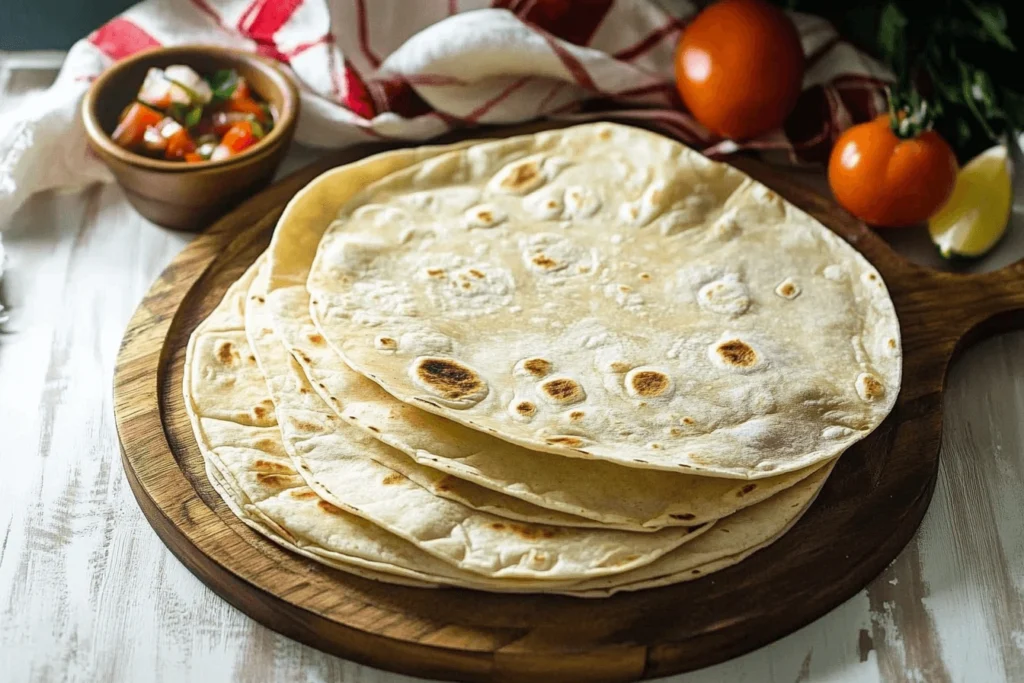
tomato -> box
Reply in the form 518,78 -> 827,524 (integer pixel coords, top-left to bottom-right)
111,103 -> 164,149
226,94 -> 267,122
674,0 -> 804,140
221,121 -> 256,153
164,127 -> 197,160
828,115 -> 959,227
184,152 -> 205,163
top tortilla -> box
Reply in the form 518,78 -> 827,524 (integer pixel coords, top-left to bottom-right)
307,123 -> 902,478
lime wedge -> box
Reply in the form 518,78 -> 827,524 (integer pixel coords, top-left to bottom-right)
928,145 -> 1012,260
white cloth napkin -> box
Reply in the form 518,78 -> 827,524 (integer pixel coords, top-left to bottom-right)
0,0 -> 891,231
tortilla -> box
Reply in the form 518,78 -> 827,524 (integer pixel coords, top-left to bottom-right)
307,123 -> 901,478
264,138 -> 824,529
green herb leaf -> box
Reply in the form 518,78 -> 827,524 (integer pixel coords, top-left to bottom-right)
250,118 -> 265,139
962,0 -> 1015,50
184,105 -> 203,129
208,69 -> 239,103
878,2 -> 908,65
166,102 -> 188,124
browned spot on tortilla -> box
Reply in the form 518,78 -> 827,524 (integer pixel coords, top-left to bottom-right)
691,569 -> 701,575
639,272 -> 651,280
739,483 -> 757,496
426,267 -> 446,277
248,295 -> 265,303
860,374 -> 885,401
716,339 -> 757,367
216,341 -> 236,365
260,328 -> 273,336
546,435 -> 583,448
531,253 -> 558,269
522,358 -> 552,377
382,472 -> 404,485
578,265 -> 591,273
669,427 -> 682,437
253,438 -> 276,451
650,443 -> 662,449
540,377 -> 585,404
468,269 -> 485,279
633,459 -> 648,464
618,284 -> 632,293
377,337 -> 397,350
318,382 -> 326,389
317,500 -> 345,515
569,410 -> 584,422
415,357 -> 487,401
547,200 -> 558,209
256,473 -> 290,488
299,387 -> 310,394
290,490 -> 319,500
477,210 -> 493,222
290,418 -> 322,432
573,448 -> 590,455
868,273 -> 877,281
299,352 -> 312,364
630,370 -> 670,397
492,522 -> 560,540
609,361 -> 631,373
671,513 -> 696,521
682,417 -> 695,425
888,338 -> 897,349
599,128 -> 612,140
247,354 -> 256,364
515,401 -> 536,417
307,333 -> 325,345
435,475 -> 457,493
367,425 -> 380,433
461,281 -> 472,289
500,160 -> 540,192
253,459 -> 292,474
779,283 -> 796,297
252,405 -> 268,419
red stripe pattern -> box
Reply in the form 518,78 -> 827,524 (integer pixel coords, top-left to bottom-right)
88,18 -> 160,61
73,0 -> 890,163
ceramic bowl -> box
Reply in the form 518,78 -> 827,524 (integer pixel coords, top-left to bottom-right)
81,45 -> 299,232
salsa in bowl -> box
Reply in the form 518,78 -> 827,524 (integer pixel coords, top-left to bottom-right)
82,46 -> 298,230
113,64 -> 275,163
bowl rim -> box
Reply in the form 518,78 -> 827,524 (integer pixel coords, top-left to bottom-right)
81,44 -> 299,173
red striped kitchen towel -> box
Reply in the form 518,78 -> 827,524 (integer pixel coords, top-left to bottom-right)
0,0 -> 891,228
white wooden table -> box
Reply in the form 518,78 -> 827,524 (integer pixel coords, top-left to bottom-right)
2,52 -> 1024,683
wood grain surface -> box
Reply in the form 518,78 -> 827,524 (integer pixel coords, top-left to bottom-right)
5,53 -> 1024,683
107,123 -> 1024,682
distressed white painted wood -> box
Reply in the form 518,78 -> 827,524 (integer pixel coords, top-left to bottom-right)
1,52 -> 1023,683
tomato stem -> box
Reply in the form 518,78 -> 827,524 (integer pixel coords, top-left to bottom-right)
886,86 -> 935,140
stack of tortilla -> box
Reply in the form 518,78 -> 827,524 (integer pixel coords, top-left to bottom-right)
184,123 -> 901,597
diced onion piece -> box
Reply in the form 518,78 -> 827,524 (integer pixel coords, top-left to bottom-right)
137,68 -> 172,108
165,65 -> 213,104
142,126 -> 168,153
210,144 -> 232,161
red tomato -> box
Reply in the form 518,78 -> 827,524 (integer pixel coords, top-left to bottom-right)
164,127 -> 197,160
226,95 -> 267,122
674,0 -> 804,140
111,103 -> 164,149
230,77 -> 251,102
221,121 -> 256,153
828,115 -> 958,227
184,152 -> 205,163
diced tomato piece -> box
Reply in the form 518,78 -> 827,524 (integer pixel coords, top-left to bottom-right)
225,95 -> 267,122
164,127 -> 197,160
111,103 -> 165,149
211,111 -> 252,136
184,152 -> 205,163
221,121 -> 256,153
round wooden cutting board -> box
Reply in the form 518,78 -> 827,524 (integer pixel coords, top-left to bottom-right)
113,127 -> 1024,683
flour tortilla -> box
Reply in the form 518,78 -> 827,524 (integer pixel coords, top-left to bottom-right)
246,264 -> 713,581
308,123 -> 902,478
186,258 -> 833,594
265,139 -> 823,529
